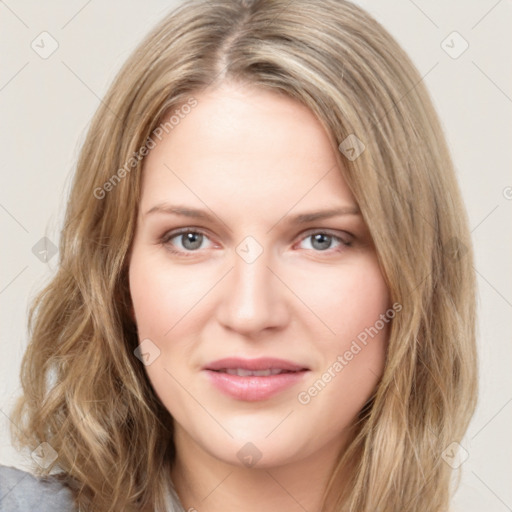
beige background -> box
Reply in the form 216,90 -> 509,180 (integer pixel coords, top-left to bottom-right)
1,1 -> 511,510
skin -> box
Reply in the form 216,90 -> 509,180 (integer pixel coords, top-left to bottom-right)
128,81 -> 390,511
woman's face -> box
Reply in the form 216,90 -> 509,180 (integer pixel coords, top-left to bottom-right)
129,82 -> 390,469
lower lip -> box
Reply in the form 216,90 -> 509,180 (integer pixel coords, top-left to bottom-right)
204,370 -> 309,401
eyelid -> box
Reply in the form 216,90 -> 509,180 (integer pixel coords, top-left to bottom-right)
295,228 -> 354,246
160,226 -> 212,244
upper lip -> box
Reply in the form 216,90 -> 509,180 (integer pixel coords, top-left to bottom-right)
203,357 -> 308,372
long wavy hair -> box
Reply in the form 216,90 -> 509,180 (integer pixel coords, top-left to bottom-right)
10,0 -> 478,510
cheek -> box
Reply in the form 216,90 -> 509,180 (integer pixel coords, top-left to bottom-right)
128,251 -> 200,413
290,254 -> 390,343
292,256 -> 390,417
338,262 -> 390,379
128,245 -> 222,376
128,248 -> 208,339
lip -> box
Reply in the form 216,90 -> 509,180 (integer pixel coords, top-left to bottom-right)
203,357 -> 310,401
204,357 -> 308,372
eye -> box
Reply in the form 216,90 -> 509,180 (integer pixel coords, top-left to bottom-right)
160,228 -> 353,256
297,231 -> 352,252
161,229 -> 214,254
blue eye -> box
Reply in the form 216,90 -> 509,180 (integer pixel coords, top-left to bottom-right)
163,230 -> 213,253
298,232 -> 352,252
160,228 -> 352,257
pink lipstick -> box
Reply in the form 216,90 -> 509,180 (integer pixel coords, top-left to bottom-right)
203,357 -> 309,401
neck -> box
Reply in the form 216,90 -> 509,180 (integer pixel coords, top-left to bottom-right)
170,427 -> 352,512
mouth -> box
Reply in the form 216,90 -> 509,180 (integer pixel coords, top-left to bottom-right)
211,368 -> 298,377
202,357 -> 310,401
204,357 -> 308,372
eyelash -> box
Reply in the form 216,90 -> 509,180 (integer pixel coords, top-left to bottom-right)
159,227 -> 353,258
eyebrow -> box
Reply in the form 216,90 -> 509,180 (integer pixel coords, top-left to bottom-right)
144,203 -> 361,224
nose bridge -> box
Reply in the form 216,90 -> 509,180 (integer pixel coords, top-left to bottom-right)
217,241 -> 287,334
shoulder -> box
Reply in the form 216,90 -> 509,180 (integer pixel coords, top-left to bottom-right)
0,464 -> 76,512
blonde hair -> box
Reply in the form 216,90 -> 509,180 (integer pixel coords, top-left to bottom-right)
11,0 -> 477,510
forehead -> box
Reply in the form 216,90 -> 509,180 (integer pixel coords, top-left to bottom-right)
139,83 -> 355,215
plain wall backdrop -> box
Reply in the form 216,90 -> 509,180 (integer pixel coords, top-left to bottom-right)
1,1 -> 511,510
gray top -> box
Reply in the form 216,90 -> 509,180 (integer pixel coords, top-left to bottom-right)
0,465 -> 75,511
0,465 -> 186,512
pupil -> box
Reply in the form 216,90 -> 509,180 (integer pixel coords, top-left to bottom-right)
182,232 -> 203,250
312,233 -> 331,250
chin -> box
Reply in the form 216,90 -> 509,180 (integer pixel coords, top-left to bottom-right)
207,437 -> 303,470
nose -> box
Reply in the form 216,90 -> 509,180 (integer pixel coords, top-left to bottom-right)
215,246 -> 290,336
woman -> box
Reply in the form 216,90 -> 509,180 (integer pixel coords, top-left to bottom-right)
2,0 -> 477,510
